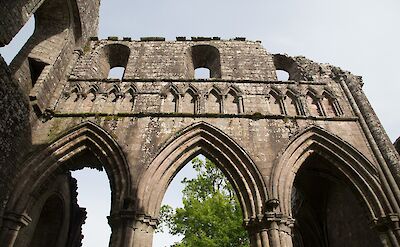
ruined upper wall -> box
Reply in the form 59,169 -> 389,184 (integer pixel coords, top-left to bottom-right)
71,38 -> 276,81
54,38 -> 355,121
69,37 -> 353,84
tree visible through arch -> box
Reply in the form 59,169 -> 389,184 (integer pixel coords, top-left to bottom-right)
157,155 -> 249,246
137,122 -> 268,246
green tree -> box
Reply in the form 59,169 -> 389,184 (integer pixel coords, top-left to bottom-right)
158,156 -> 249,247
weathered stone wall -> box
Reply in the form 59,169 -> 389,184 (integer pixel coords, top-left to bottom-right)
1,2 -> 400,246
24,38 -> 399,246
0,55 -> 31,228
0,0 -> 99,242
35,39 -> 377,178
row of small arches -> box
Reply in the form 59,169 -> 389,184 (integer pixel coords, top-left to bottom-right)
160,85 -> 343,117
266,88 -> 343,117
63,84 -> 343,117
161,84 -> 243,114
65,84 -> 138,102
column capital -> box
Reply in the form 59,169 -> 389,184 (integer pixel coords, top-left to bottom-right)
244,212 -> 294,231
108,210 -> 158,229
374,213 -> 400,232
2,212 -> 32,230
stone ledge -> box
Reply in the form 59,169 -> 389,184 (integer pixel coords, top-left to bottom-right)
67,77 -> 327,85
48,111 -> 358,122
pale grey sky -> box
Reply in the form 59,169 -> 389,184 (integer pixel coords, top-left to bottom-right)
1,0 -> 399,246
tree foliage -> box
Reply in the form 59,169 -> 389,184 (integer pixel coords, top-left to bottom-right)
158,156 -> 249,247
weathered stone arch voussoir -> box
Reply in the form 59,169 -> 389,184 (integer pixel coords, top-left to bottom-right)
6,121 -> 131,215
137,122 -> 268,222
270,126 -> 390,221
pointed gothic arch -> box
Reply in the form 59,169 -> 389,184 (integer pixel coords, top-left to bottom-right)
1,121 -> 132,246
270,126 -> 390,221
107,84 -> 122,102
181,84 -> 199,114
305,89 -> 323,116
224,86 -> 242,114
67,84 -> 82,102
321,89 -> 343,116
137,122 -> 268,224
122,85 -> 138,110
206,85 -> 223,114
160,84 -> 180,113
267,87 -> 284,115
283,88 -> 302,116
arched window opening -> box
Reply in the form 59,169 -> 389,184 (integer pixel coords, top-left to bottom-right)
0,16 -> 35,65
71,168 -> 111,247
194,67 -> 211,79
276,70 -> 290,81
190,45 -> 221,79
29,195 -> 64,247
292,154 -> 381,247
107,66 -> 125,80
100,44 -> 130,79
153,154 -> 249,246
273,54 -> 304,81
206,90 -> 222,114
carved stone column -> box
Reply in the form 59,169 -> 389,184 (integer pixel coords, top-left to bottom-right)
245,213 -> 294,247
131,214 -> 157,247
374,214 -> 400,247
109,211 -> 158,247
0,212 -> 31,247
108,210 -> 135,247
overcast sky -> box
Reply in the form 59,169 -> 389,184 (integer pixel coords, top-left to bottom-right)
1,0 -> 399,246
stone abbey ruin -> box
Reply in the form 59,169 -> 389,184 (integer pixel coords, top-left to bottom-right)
1,0 -> 400,246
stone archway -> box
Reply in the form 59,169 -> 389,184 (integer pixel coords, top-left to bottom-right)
0,121 -> 132,247
29,194 -> 64,247
270,126 -> 398,246
135,122 -> 268,246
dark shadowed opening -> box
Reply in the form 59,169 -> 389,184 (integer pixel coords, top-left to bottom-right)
292,154 -> 381,247
28,57 -> 47,87
273,54 -> 304,81
29,195 -> 64,247
191,45 -> 221,79
100,44 -> 130,79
